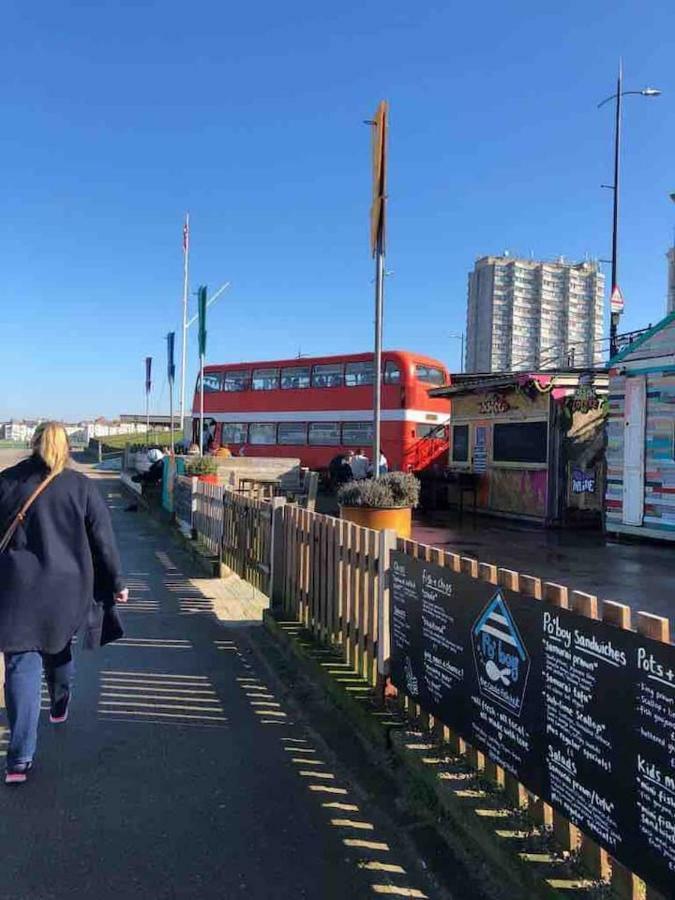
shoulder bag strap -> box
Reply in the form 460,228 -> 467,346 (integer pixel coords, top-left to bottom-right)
0,471 -> 59,553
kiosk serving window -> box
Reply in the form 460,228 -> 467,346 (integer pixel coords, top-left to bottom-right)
493,421 -> 547,464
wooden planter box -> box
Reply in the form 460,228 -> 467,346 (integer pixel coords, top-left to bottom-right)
340,505 -> 412,538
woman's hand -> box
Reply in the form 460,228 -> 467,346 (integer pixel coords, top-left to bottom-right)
115,588 -> 129,604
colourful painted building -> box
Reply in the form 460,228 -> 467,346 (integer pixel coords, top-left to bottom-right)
606,313 -> 675,540
431,370 -> 609,525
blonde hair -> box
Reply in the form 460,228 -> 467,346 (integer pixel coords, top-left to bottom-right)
32,422 -> 70,475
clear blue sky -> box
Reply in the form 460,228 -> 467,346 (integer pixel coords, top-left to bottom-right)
1,0 -> 674,420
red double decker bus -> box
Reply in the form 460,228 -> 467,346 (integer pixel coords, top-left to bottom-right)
191,350 -> 450,472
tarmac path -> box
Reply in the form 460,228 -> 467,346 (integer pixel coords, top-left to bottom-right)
0,464 -> 435,900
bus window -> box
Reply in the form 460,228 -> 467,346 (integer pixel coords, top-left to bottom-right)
312,364 -> 343,388
278,422 -> 308,444
252,368 -> 279,391
200,373 -> 222,392
342,422 -> 373,445
308,422 -> 340,445
249,423 -> 277,444
415,364 -> 445,386
222,423 -> 248,444
345,361 -> 373,387
223,370 -> 250,392
383,361 -> 401,384
417,423 -> 444,439
280,366 -> 311,390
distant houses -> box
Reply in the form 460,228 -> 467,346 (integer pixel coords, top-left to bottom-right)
0,418 -> 149,444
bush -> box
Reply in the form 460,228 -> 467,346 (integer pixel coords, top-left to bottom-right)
185,457 -> 218,476
337,472 -> 420,509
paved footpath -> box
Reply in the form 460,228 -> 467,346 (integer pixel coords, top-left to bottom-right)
0,471 -> 434,900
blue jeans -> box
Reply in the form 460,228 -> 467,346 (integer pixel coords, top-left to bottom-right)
4,643 -> 74,768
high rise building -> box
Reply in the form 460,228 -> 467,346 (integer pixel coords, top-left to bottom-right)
464,255 -> 605,373
667,246 -> 675,314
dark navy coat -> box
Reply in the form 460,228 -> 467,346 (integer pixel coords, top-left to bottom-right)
0,456 -> 124,654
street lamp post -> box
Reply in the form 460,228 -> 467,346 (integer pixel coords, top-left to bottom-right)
598,63 -> 661,357
449,332 -> 465,373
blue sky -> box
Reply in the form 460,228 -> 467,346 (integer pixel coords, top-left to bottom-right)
1,0 -> 674,420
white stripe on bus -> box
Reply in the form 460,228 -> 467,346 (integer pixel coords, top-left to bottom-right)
190,409 -> 449,425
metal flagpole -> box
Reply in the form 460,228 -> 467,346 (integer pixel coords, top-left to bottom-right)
374,239 -> 384,477
199,355 -> 205,456
179,213 -> 190,445
145,357 -> 152,447
167,332 -> 176,452
197,286 -> 207,457
368,101 -> 388,478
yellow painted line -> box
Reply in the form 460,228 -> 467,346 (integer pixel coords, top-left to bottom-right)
519,852 -> 559,864
495,830 -> 537,839
99,709 -> 227,722
343,839 -> 390,851
371,886 -> 428,898
101,692 -> 219,703
99,700 -> 223,713
249,701 -> 282,708
454,789 -> 486,798
299,771 -> 334,779
291,758 -> 324,766
283,746 -> 315,753
280,737 -> 308,744
474,808 -> 511,818
253,709 -> 287,718
357,862 -> 406,874
102,671 -> 207,680
330,819 -> 374,831
308,785 -> 348,795
322,802 -> 359,812
546,879 -> 596,890
101,682 -> 215,693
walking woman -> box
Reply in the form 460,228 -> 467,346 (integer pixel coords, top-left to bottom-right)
0,423 -> 127,784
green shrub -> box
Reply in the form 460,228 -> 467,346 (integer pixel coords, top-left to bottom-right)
338,472 -> 420,509
185,457 -> 218,476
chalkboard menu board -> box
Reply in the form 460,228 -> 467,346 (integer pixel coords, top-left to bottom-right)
390,551 -> 675,896
173,477 -> 194,531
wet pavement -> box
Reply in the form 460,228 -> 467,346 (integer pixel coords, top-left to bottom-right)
413,510 -> 674,626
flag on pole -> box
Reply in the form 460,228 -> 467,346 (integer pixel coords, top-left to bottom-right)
167,332 -> 176,383
610,285 -> 625,315
183,217 -> 189,254
198,285 -> 207,356
145,357 -> 152,395
370,100 -> 389,257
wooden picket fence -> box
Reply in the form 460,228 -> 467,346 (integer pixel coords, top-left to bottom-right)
220,490 -> 273,593
279,506 -> 384,685
190,486 -> 671,898
193,481 -> 224,555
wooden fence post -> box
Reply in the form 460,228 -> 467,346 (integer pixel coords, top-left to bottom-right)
268,497 -> 287,608
376,529 -> 397,699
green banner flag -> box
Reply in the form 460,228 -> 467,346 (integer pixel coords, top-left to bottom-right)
198,285 -> 207,357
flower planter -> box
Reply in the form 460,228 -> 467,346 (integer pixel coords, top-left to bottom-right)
340,505 -> 412,538
198,474 -> 219,485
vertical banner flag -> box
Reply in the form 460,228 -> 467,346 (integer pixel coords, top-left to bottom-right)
198,285 -> 207,356
167,332 -> 176,383
145,356 -> 152,395
183,217 -> 190,255
370,100 -> 389,257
